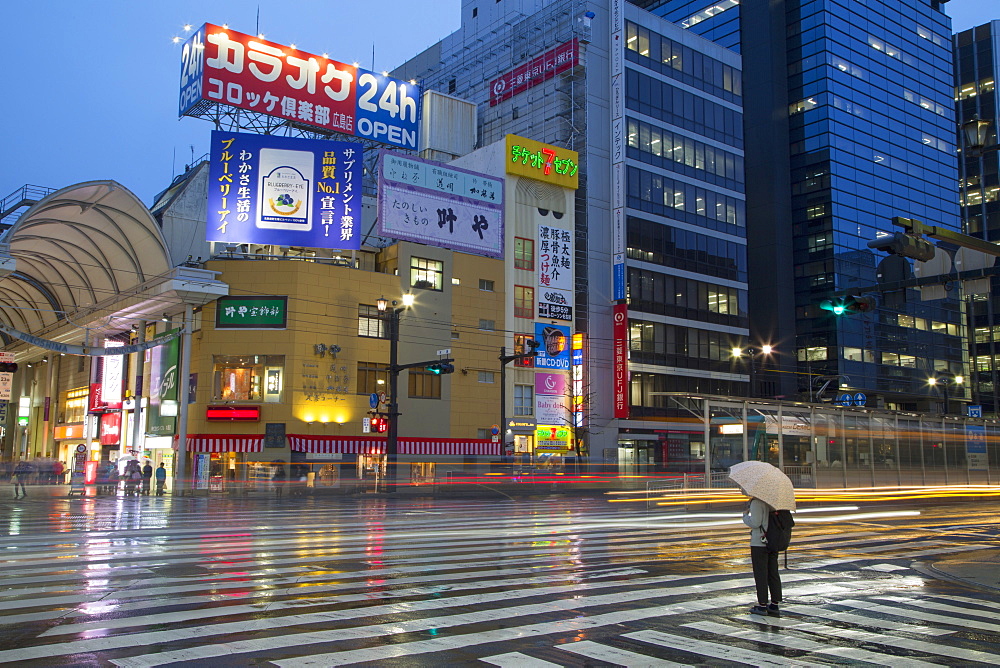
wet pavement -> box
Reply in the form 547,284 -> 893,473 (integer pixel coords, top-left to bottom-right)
0,485 -> 998,665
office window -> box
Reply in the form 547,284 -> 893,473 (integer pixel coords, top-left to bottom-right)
478,371 -> 495,383
514,237 -> 534,270
410,256 -> 443,290
514,285 -> 534,318
479,319 -> 496,331
409,369 -> 442,399
213,355 -> 285,403
514,384 -> 533,416
358,304 -> 386,338
356,361 -> 388,394
479,279 -> 495,291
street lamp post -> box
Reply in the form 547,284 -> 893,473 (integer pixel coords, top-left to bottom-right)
731,345 -> 773,397
928,373 -> 964,415
377,294 -> 413,492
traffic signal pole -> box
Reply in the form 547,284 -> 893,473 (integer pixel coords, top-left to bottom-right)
499,341 -> 539,456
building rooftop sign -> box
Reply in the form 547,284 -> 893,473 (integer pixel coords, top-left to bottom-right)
377,152 -> 505,259
179,24 -> 420,150
505,136 -> 579,190
489,38 -> 578,107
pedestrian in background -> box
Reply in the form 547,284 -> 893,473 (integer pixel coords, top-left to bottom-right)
12,460 -> 32,499
52,460 -> 65,484
154,463 -> 167,496
272,462 -> 286,498
743,495 -> 781,615
141,461 -> 153,495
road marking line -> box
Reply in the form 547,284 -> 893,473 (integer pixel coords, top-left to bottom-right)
556,640 -> 692,666
757,609 -> 1000,665
836,599 -> 1000,634
685,620 -> 941,668
878,595 -> 1000,619
480,652 -> 562,667
624,629 -> 826,668
780,604 -> 952,636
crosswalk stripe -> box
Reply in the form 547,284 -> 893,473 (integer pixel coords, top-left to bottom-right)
684,620 -> 942,668
779,604 -> 953,636
1,573 -> 786,663
758,610 -> 1000,665
878,595 -> 1000,620
623,629 -> 827,668
479,652 -> 563,667
107,579 -> 845,667
555,639 -> 692,666
39,566 -> 657,636
836,598 -> 1000,634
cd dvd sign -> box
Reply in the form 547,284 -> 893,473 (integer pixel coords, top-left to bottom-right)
207,131 -> 363,249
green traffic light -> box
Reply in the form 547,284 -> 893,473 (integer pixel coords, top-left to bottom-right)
832,303 -> 846,315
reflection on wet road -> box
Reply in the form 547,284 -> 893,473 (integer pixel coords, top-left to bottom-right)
0,493 -> 998,666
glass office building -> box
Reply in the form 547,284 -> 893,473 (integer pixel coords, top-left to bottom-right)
644,0 -> 965,412
956,21 -> 1000,416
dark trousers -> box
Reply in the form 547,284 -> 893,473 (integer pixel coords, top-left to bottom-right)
750,546 -> 781,605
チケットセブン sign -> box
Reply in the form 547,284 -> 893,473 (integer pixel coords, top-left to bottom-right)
505,136 -> 579,190
216,296 -> 288,329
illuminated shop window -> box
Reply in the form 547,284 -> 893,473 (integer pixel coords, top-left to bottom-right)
213,355 -> 284,402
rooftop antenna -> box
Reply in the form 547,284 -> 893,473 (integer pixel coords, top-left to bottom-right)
255,5 -> 260,35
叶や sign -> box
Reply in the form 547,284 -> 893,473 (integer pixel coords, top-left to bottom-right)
180,24 -> 420,150
208,131 -> 363,249
377,152 -> 505,259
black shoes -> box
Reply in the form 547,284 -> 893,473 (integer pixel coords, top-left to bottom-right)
750,603 -> 781,616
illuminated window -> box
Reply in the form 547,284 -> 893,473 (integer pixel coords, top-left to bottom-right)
410,256 -> 443,290
59,387 -> 89,424
514,285 -> 534,318
213,355 -> 284,403
514,334 -> 535,368
358,304 -> 387,338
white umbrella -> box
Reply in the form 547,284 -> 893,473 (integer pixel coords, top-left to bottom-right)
728,461 -> 796,511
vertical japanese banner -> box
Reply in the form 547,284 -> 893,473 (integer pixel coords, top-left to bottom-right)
208,131 -> 364,249
538,224 -> 574,321
613,303 -> 629,419
610,0 -> 627,301
148,330 -> 179,437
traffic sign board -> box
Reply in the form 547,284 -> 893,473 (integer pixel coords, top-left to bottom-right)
853,392 -> 866,407
838,393 -> 853,407
369,393 -> 379,409
490,424 -> 500,436
969,405 -> 983,418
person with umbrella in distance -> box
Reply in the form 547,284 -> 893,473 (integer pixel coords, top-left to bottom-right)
729,461 -> 796,616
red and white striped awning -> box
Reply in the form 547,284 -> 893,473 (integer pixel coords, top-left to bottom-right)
182,434 -> 264,453
288,435 -> 498,456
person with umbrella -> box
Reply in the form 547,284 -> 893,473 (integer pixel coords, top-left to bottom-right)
729,461 -> 796,616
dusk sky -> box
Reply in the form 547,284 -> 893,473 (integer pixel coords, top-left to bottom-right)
0,0 -> 991,208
